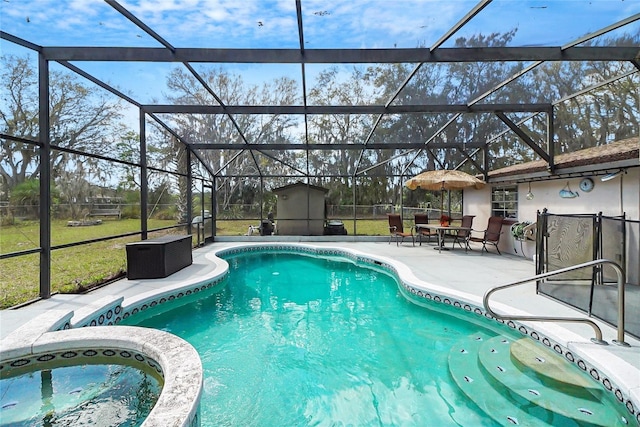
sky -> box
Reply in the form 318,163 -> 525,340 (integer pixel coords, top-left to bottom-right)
1,0 -> 638,127
2,0 -> 637,49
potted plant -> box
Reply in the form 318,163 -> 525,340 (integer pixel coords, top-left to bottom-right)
510,221 -> 532,241
510,221 -> 535,259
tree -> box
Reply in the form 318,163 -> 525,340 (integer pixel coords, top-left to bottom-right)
114,130 -> 142,192
9,178 -> 59,220
159,66 -> 301,214
525,34 -> 639,153
439,30 -> 533,172
307,66 -> 379,204
141,31 -> 638,217
1,54 -> 126,193
55,159 -> 92,220
9,178 -> 40,219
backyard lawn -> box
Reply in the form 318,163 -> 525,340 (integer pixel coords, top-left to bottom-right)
1,217 -> 392,308
1,219 -> 177,308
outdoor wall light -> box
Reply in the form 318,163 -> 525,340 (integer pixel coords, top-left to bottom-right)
526,182 -> 534,200
601,170 -> 622,182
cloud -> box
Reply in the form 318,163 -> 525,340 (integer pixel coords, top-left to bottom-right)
68,0 -> 102,16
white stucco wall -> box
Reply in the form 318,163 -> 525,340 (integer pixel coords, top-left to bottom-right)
465,168 -> 639,222
621,168 -> 640,221
463,168 -> 639,281
463,187 -> 521,257
519,171 -> 639,221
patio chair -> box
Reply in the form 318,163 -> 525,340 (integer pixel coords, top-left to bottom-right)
469,216 -> 504,254
450,215 -> 475,251
413,213 -> 435,245
388,214 -> 414,246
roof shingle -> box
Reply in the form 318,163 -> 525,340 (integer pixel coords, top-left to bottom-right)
489,137 -> 639,179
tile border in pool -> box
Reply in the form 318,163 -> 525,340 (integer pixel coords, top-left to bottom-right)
1,243 -> 637,426
0,347 -> 163,379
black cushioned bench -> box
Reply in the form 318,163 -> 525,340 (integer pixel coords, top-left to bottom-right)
126,235 -> 192,279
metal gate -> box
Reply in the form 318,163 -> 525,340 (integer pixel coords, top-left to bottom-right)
536,209 -> 638,338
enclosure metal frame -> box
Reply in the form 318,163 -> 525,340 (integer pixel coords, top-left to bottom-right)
0,1 -> 638,301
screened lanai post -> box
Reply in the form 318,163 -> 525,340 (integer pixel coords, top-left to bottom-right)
482,144 -> 489,182
307,182 -> 312,235
205,183 -> 214,242
186,148 -> 192,235
547,110 -> 555,174
212,177 -> 217,239
139,108 -> 148,240
260,177 -> 264,225
38,53 -> 51,299
352,179 -> 357,236
198,180 -> 205,246
589,213 -> 602,313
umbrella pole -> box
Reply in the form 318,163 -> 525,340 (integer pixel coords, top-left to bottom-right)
436,183 -> 449,250
439,183 -> 445,223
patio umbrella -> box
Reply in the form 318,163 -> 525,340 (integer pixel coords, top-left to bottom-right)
405,169 -> 486,191
405,170 -> 486,219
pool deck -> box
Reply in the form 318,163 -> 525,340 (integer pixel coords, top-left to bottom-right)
1,239 -> 639,414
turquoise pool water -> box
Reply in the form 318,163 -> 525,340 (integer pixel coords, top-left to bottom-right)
122,249 -> 632,426
127,251 -> 515,426
0,363 -> 160,426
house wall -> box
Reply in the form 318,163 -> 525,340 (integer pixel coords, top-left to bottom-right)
622,168 -> 640,221
465,169 -> 639,232
463,167 -> 639,282
517,169 -> 639,222
275,187 -> 326,235
464,188 -> 523,257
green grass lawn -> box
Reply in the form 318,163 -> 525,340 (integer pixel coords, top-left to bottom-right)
1,218 -> 177,309
214,218 -> 391,236
1,217 -> 393,309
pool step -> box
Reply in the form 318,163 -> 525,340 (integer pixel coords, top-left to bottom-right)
508,337 -> 601,395
449,333 -> 541,426
478,335 -> 625,426
448,333 -> 630,427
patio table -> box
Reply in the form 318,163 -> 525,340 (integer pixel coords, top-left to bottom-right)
415,224 -> 472,253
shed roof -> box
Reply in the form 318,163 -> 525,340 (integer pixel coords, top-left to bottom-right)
272,182 -> 329,194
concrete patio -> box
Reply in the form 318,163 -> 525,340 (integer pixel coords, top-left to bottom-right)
1,238 -> 638,420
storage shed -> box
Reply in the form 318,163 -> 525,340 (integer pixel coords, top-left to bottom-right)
272,182 -> 328,235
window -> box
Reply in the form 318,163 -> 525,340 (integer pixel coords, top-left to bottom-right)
491,186 -> 518,218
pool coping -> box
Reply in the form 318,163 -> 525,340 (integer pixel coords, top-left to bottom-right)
1,242 -> 638,426
0,324 -> 202,427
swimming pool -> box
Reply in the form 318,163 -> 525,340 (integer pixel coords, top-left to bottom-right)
123,248 -> 632,426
